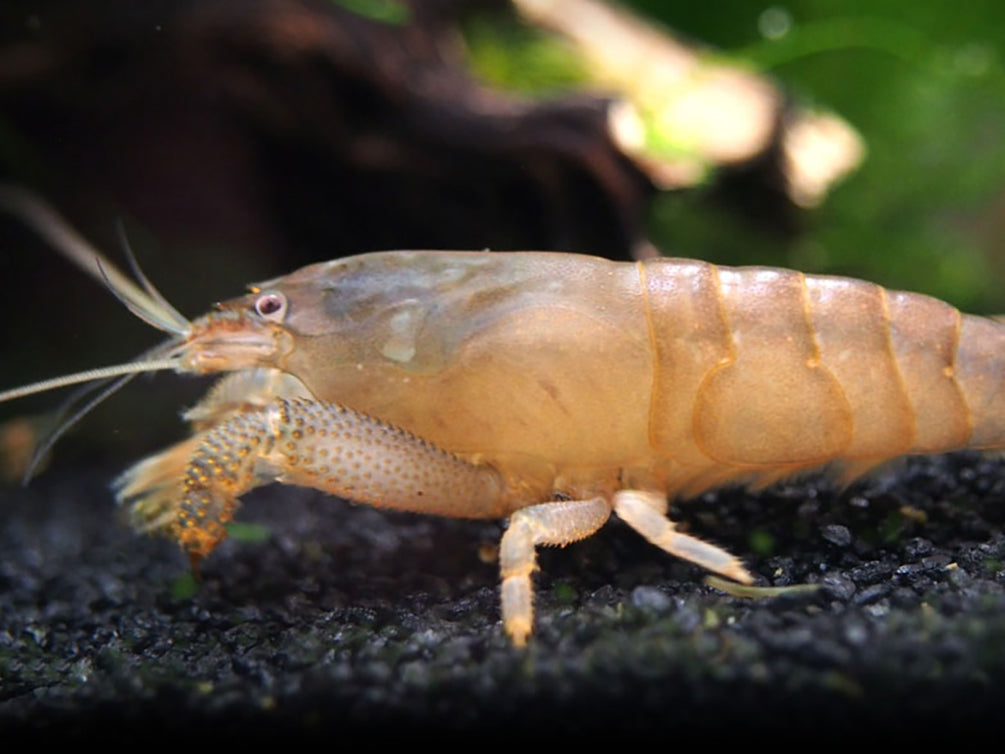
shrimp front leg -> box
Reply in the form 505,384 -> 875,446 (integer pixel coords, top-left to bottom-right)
120,397 -> 506,561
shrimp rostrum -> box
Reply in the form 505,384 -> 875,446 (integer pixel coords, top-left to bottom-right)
6,220 -> 1005,646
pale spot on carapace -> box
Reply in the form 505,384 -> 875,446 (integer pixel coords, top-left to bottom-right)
381,305 -> 421,363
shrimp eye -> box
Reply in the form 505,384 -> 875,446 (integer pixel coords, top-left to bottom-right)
254,291 -> 287,321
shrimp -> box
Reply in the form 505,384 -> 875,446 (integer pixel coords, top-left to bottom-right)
4,195 -> 1005,646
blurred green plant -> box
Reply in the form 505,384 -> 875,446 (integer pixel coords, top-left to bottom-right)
646,2 -> 1005,313
465,1 -> 1005,312
464,14 -> 589,94
330,0 -> 409,25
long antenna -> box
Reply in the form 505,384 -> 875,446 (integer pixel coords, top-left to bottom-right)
0,358 -> 182,404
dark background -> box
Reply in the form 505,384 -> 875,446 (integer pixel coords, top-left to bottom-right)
2,0 -> 1005,740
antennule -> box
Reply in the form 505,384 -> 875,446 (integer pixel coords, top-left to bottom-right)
0,184 -> 192,335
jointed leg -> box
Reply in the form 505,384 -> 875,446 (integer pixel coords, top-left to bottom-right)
499,497 -> 611,647
612,490 -> 753,584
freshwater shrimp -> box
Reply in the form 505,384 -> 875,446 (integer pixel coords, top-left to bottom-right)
4,191 -> 1005,646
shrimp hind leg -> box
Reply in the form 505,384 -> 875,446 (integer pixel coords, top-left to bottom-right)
612,490 -> 753,585
499,497 -> 612,647
499,490 -> 753,646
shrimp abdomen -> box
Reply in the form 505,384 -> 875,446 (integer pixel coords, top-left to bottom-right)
643,258 -> 1005,484
954,314 -> 1005,449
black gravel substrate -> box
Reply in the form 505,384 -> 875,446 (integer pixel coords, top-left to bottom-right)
3,453 -> 1005,741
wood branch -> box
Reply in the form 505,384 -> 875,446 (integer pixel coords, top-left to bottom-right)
0,0 -> 652,265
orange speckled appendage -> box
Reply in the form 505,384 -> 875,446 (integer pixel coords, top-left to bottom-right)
166,398 -> 506,559
170,411 -> 272,556
265,399 -> 507,519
